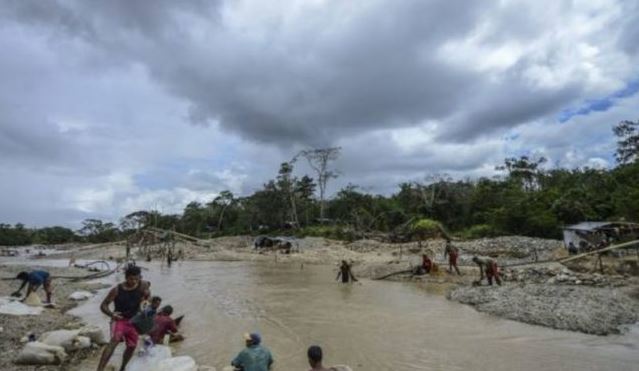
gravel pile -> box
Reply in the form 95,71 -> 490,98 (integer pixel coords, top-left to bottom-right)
502,266 -> 628,287
448,284 -> 639,335
455,236 -> 562,259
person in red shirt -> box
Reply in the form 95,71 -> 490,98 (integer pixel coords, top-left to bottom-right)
421,254 -> 433,274
149,305 -> 184,344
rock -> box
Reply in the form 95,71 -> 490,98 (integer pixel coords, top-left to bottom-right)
15,341 -> 68,365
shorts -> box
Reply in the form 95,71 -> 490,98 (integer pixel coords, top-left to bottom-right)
111,319 -> 139,348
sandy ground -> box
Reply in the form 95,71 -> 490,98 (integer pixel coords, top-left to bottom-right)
0,264 -> 109,371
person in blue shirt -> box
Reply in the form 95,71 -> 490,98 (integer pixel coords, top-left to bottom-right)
13,270 -> 53,304
231,332 -> 274,371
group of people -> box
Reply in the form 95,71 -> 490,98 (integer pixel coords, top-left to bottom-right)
410,239 -> 502,286
97,264 -> 184,371
230,334 -> 338,371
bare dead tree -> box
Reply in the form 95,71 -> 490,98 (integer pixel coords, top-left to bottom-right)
299,147 -> 341,221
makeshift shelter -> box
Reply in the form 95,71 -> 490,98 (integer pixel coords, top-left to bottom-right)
563,221 -> 639,251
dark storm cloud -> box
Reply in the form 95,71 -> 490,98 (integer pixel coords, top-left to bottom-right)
2,0 -> 488,146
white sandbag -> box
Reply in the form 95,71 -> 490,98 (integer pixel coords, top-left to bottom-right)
39,329 -> 89,351
78,325 -> 107,345
156,356 -> 198,371
75,335 -> 92,349
0,297 -> 43,315
69,291 -> 94,300
15,341 -> 68,365
126,344 -> 172,371
332,366 -> 353,371
23,292 -> 43,306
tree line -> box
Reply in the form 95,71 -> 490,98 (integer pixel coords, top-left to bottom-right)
1,119 -> 638,246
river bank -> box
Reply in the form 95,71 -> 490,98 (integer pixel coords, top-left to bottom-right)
0,264 -> 109,370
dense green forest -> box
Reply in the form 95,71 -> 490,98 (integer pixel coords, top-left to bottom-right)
1,120 -> 638,246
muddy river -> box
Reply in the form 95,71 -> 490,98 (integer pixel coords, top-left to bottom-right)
62,261 -> 639,370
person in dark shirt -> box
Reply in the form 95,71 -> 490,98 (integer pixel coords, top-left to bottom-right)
13,270 -> 53,304
336,260 -> 358,283
97,265 -> 150,371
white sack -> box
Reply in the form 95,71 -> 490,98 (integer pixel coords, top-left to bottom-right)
0,297 -> 43,315
15,341 -> 68,365
156,356 -> 198,371
126,344 -> 172,371
79,325 -> 107,345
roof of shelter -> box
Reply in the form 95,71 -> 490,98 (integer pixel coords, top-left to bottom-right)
564,221 -> 639,231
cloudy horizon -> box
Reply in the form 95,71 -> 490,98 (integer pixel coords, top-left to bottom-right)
1,0 -> 638,228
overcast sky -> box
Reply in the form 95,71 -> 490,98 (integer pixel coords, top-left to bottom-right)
1,0 -> 638,228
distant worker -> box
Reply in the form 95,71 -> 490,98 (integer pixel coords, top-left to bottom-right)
421,254 -> 433,274
307,345 -> 337,371
568,242 -> 578,255
96,265 -> 150,371
12,270 -> 53,304
472,256 -> 501,286
167,249 -> 173,267
336,260 -> 358,283
148,305 -> 184,344
444,239 -> 461,275
231,332 -> 274,371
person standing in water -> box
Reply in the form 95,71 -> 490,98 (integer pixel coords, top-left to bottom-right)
336,260 -> 358,283
444,239 -> 461,275
96,265 -> 150,371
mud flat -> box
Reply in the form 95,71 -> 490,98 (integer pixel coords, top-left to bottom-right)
448,284 -> 639,335
0,264 -> 108,370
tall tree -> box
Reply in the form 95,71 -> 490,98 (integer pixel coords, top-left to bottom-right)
276,162 -> 299,227
496,155 -> 547,191
613,119 -> 639,164
299,147 -> 341,221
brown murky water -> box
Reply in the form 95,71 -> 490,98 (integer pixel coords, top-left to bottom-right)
70,261 -> 638,370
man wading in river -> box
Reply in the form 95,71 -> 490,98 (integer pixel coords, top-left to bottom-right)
472,256 -> 502,286
97,265 -> 150,371
336,260 -> 358,283
444,239 -> 461,275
